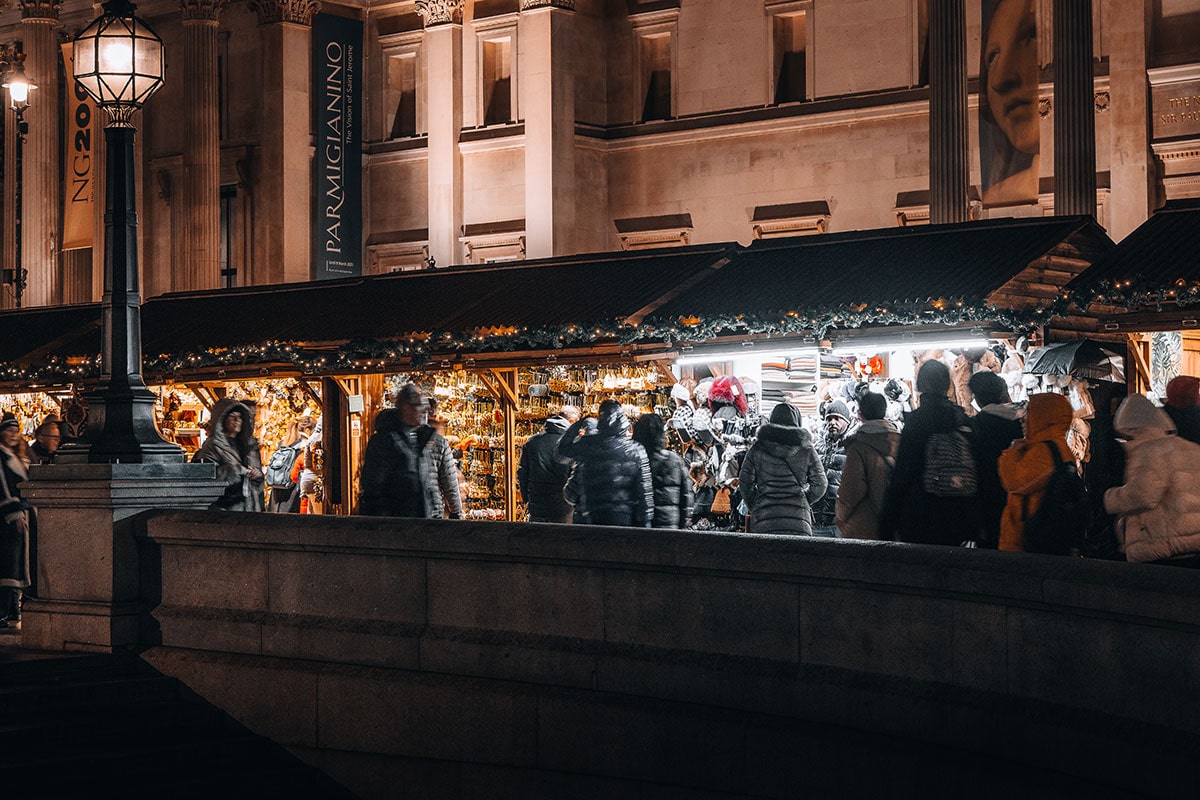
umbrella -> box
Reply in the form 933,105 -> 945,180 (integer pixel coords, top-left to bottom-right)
1024,339 -> 1126,383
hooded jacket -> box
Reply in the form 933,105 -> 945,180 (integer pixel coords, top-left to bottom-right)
191,398 -> 265,512
517,416 -> 572,521
835,418 -> 899,540
970,403 -> 1025,548
558,405 -> 654,527
1104,394 -> 1200,563
639,424 -> 694,529
997,393 -> 1075,552
738,405 -> 827,535
359,407 -> 463,519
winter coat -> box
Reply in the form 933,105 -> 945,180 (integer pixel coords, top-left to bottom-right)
517,416 -> 572,522
970,405 -> 1025,549
738,422 -> 827,535
643,428 -> 694,529
1164,405 -> 1200,446
812,431 -> 847,528
558,407 -> 654,527
1104,395 -> 1200,563
191,398 -> 265,512
882,394 -> 982,546
359,408 -> 463,519
835,419 -> 899,540
0,445 -> 32,592
997,393 -> 1074,552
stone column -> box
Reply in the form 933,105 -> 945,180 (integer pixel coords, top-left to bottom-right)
252,0 -> 318,284
521,0 -> 575,258
1053,0 -> 1096,217
180,0 -> 225,291
20,463 -> 226,652
1105,0 -> 1151,241
417,0 -> 464,267
20,0 -> 61,306
928,0 -> 968,225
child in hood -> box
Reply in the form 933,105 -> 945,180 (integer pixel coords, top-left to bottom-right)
997,392 -> 1074,552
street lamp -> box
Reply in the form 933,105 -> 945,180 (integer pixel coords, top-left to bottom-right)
2,47 -> 33,309
67,0 -> 182,462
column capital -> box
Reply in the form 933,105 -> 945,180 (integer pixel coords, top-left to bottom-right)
521,0 -> 574,9
415,0 -> 463,27
181,0 -> 226,24
251,0 -> 320,26
19,0 -> 61,23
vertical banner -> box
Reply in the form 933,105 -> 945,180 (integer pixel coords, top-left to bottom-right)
312,13 -> 363,279
978,0 -> 1039,207
61,42 -> 96,251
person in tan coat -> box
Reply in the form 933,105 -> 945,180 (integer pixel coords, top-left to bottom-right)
997,392 -> 1074,552
836,392 -> 899,540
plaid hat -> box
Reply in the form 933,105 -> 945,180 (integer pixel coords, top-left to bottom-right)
0,413 -> 18,432
395,383 -> 429,408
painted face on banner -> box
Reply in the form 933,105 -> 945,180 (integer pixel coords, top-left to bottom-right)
984,0 -> 1039,155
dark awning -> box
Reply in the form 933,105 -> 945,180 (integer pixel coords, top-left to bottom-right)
650,215 -> 1112,325
1066,199 -> 1200,296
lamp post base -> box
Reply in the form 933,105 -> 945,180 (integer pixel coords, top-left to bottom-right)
56,386 -> 185,464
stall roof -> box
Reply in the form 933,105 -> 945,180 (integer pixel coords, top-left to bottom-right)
0,243 -> 736,367
1065,199 -> 1200,291
649,215 -> 1112,322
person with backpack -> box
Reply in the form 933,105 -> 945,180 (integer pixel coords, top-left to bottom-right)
996,392 -> 1079,553
881,359 -> 983,545
1104,394 -> 1200,567
968,371 -> 1025,549
265,417 -> 310,513
835,392 -> 899,540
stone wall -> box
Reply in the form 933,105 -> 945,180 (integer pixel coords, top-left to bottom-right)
137,512 -> 1198,799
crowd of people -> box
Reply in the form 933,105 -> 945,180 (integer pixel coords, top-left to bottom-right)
354,371 -> 1200,573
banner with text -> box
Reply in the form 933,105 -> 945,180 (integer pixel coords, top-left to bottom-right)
978,0 -> 1039,207
312,13 -> 363,279
61,42 -> 96,251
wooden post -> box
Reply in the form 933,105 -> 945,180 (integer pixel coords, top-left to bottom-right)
499,368 -> 519,522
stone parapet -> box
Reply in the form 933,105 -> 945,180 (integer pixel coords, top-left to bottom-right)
136,513 -> 1199,799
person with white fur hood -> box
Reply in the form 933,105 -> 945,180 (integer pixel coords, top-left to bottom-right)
1104,394 -> 1200,567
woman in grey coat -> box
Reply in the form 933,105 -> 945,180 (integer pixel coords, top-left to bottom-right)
738,404 -> 827,534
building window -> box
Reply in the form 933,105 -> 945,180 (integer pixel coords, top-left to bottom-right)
915,0 -> 929,87
219,185 -> 237,288
460,219 -> 526,264
631,6 -> 679,123
388,53 -> 418,138
482,37 -> 513,125
614,213 -> 693,250
772,13 -> 806,103
640,34 -> 672,120
750,202 -> 829,238
380,29 -> 424,141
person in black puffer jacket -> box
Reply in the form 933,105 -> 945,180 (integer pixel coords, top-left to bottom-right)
738,404 -> 828,535
558,400 -> 654,527
518,413 -> 574,522
632,413 -> 693,529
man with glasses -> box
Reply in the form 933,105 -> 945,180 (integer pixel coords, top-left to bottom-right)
29,421 -> 62,465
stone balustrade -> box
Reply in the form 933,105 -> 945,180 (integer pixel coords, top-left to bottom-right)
136,512 -> 1199,799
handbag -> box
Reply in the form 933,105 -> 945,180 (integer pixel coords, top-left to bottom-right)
711,486 -> 732,515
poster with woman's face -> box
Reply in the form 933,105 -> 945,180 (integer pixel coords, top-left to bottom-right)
979,0 -> 1039,207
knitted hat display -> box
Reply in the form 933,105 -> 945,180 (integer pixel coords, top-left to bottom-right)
708,375 -> 749,415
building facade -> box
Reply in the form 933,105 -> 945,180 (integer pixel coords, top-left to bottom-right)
0,0 -> 1197,309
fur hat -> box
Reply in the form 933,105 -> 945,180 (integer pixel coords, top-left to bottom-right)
670,382 -> 693,404
1165,376 -> 1200,410
708,375 -> 749,415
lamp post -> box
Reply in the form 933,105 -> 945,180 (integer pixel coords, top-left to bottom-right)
2,47 -> 33,309
68,0 -> 182,462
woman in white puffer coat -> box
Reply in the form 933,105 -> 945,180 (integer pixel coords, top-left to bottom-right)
1104,394 -> 1200,566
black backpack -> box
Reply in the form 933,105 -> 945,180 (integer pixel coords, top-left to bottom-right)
1022,442 -> 1088,556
